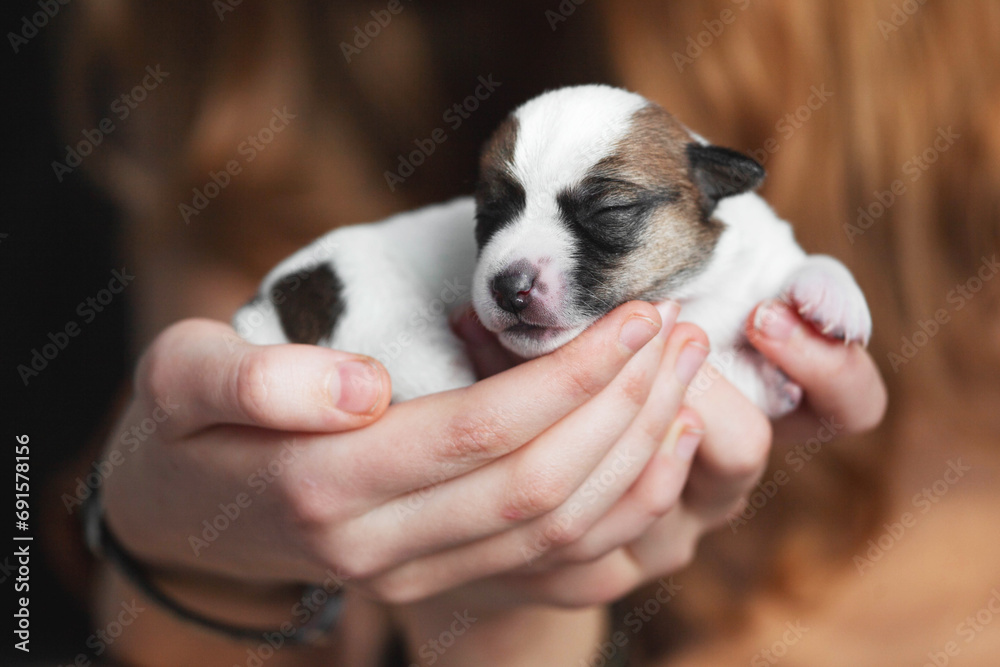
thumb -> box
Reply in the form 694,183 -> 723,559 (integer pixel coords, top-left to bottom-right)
136,319 -> 392,436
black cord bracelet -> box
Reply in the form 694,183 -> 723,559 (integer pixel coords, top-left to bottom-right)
81,486 -> 342,645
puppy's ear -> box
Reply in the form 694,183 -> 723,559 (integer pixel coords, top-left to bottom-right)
686,143 -> 765,216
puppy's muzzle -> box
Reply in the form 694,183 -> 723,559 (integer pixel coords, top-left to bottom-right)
491,263 -> 538,314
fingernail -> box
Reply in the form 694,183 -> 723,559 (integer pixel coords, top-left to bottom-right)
654,300 -> 680,340
619,314 -> 660,352
754,300 -> 799,341
334,360 -> 383,414
674,341 -> 709,385
675,428 -> 703,462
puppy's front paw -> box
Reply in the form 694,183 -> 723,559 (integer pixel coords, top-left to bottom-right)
782,255 -> 872,345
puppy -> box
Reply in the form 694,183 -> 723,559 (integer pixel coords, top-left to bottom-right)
234,85 -> 871,415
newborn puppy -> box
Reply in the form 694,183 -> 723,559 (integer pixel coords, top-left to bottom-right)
234,85 -> 871,415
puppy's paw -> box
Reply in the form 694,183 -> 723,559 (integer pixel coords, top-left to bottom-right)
782,255 -> 872,346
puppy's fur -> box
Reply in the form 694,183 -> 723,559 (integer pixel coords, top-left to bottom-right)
234,85 -> 871,415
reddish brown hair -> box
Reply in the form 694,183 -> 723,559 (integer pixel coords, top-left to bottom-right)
61,0 -> 1000,659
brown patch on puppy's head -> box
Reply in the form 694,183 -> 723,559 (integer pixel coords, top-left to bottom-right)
470,85 -> 764,357
474,116 -> 526,250
556,103 -> 764,309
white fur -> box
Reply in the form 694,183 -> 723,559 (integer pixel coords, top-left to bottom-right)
235,86 -> 872,412
509,85 -> 647,197
472,86 -> 650,355
234,198 -> 479,401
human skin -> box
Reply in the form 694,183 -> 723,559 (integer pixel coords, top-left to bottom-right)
96,299 -> 701,664
91,283 -> 885,665
387,299 -> 888,666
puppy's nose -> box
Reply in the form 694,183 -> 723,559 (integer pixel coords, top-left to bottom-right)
491,268 -> 537,314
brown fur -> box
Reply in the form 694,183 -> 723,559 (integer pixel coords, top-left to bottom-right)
593,104 -> 726,301
57,0 -> 1000,662
273,264 -> 344,345
478,115 -> 519,179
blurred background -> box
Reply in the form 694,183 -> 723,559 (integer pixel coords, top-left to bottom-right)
4,1 -> 999,664
4,0 -> 126,660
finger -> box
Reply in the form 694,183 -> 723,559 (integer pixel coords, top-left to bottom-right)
135,319 -> 391,437
502,514 -> 699,608
449,303 -> 523,378
364,530 -> 644,607
621,505 -> 704,577
513,325 -> 705,567
747,300 -> 887,434
682,367 -> 773,517
497,546 -> 654,608
335,309 -> 677,570
535,409 -> 703,569
350,301 -> 665,497
344,319 -> 704,588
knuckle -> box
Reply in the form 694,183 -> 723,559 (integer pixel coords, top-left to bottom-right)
638,482 -> 680,519
279,475 -> 339,530
441,410 -> 505,463
617,365 -> 652,410
636,414 -> 669,450
539,515 -> 587,549
556,358 -> 607,402
503,464 -> 574,519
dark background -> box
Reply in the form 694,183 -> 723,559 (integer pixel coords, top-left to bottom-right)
1,3 -> 613,661
4,0 -> 128,662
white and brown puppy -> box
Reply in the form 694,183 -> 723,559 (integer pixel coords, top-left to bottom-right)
234,85 -> 871,415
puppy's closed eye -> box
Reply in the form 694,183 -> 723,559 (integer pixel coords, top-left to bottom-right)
592,201 -> 643,215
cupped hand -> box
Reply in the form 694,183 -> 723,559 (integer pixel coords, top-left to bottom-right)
426,297 -> 887,610
748,298 -> 887,440
101,300 -> 708,609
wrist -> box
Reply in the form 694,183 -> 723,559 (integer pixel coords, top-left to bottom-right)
93,561 -> 393,667
148,566 -> 308,629
394,599 -> 608,667
92,563 -> 329,666
83,482 -> 346,654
